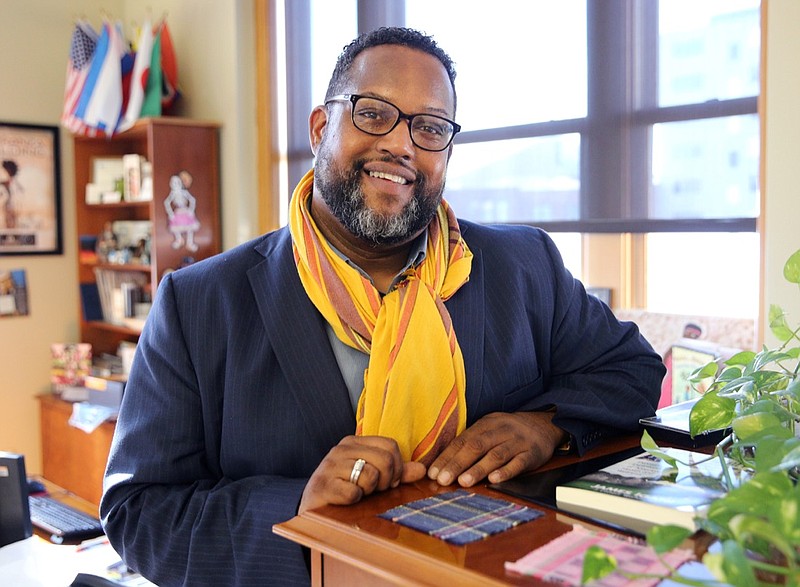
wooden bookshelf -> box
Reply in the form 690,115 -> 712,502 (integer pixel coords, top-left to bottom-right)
73,117 -> 221,355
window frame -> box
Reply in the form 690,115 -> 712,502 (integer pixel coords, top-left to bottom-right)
279,0 -> 759,234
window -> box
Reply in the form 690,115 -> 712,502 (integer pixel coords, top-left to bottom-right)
646,233 -> 759,318
406,1 -> 587,129
276,0 -> 760,318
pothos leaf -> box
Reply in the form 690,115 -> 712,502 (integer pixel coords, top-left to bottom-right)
641,429 -> 678,468
769,304 -> 794,342
690,393 -> 736,437
581,545 -> 617,585
783,248 -> 800,284
646,524 -> 693,554
703,540 -> 759,587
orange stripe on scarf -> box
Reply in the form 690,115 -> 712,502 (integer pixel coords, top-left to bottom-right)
289,169 -> 473,464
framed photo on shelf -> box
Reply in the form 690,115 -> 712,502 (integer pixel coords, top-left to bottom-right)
0,122 -> 62,255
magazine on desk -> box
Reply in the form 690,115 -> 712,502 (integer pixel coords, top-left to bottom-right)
555,447 -> 746,535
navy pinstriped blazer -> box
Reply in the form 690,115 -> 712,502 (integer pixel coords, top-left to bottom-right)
100,220 -> 664,586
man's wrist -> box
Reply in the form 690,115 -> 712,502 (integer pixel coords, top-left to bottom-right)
532,407 -> 572,455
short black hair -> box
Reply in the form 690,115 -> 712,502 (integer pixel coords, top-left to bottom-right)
325,27 -> 457,107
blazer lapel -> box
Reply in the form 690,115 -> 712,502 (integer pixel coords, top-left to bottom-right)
245,228 -> 485,443
248,231 -> 356,451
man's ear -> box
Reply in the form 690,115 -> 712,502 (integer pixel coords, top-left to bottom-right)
309,105 -> 329,156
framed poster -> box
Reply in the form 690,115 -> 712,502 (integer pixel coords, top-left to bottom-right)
0,122 -> 62,255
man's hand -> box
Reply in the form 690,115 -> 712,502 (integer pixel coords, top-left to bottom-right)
427,411 -> 567,487
299,435 -> 426,514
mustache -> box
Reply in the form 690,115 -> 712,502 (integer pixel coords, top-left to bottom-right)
353,156 -> 421,184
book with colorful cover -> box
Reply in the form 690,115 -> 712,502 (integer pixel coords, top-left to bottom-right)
555,448 -> 745,535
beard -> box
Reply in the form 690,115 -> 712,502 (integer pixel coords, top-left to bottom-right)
315,154 -> 445,246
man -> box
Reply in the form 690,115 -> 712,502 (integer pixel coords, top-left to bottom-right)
101,27 -> 664,586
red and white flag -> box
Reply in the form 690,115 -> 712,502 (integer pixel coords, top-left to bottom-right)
118,18 -> 154,132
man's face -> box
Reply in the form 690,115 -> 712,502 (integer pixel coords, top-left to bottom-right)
310,45 -> 456,246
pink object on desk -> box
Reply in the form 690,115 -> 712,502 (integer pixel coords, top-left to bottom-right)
505,525 -> 693,587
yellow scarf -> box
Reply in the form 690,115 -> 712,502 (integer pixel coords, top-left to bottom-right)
289,169 -> 473,465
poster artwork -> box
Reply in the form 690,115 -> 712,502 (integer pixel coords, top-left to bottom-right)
0,123 -> 61,254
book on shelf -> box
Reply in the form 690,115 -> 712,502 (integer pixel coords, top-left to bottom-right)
139,160 -> 153,201
79,282 -> 103,322
122,153 -> 144,201
93,268 -> 148,326
555,447 -> 748,536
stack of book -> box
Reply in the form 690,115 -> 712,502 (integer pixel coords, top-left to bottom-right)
555,447 -> 748,535
93,268 -> 148,329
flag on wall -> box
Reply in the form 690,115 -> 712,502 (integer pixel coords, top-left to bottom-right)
140,24 -> 163,117
61,21 -> 99,137
60,14 -> 180,136
74,20 -> 124,137
118,18 -> 154,132
159,20 -> 181,112
119,24 -> 136,120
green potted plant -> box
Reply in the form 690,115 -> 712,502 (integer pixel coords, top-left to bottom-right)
583,248 -> 800,586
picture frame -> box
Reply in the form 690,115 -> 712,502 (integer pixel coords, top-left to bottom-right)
0,122 -> 62,255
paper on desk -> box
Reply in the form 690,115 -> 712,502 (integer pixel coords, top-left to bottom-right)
0,536 -> 156,586
68,402 -> 118,433
505,525 -> 694,587
0,536 -> 77,586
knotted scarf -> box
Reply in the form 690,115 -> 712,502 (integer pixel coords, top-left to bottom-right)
289,169 -> 473,465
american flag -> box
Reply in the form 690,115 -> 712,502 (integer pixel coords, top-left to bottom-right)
61,21 -> 99,137
74,21 -> 125,137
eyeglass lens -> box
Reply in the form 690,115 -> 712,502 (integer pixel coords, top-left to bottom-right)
351,96 -> 455,151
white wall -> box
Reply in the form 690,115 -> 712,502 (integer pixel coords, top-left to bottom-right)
137,0 -> 259,248
763,0 -> 800,347
0,0 -> 258,472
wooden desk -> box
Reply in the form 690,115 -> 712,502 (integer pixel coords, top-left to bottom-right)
274,437 -> 662,586
38,394 -> 115,508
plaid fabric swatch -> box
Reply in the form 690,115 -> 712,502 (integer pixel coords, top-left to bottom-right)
378,489 -> 542,545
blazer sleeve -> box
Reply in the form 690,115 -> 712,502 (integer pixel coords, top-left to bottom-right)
100,273 -> 311,587
528,232 -> 665,453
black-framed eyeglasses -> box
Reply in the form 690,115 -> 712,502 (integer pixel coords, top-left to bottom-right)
325,94 -> 461,152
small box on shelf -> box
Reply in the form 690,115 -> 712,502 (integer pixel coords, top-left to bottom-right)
78,234 -> 98,264
122,154 -> 144,201
84,374 -> 126,410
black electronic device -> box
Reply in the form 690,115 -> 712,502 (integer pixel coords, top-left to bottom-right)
490,446 -> 644,509
28,494 -> 104,543
639,398 -> 731,448
27,478 -> 46,494
0,451 -> 33,547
